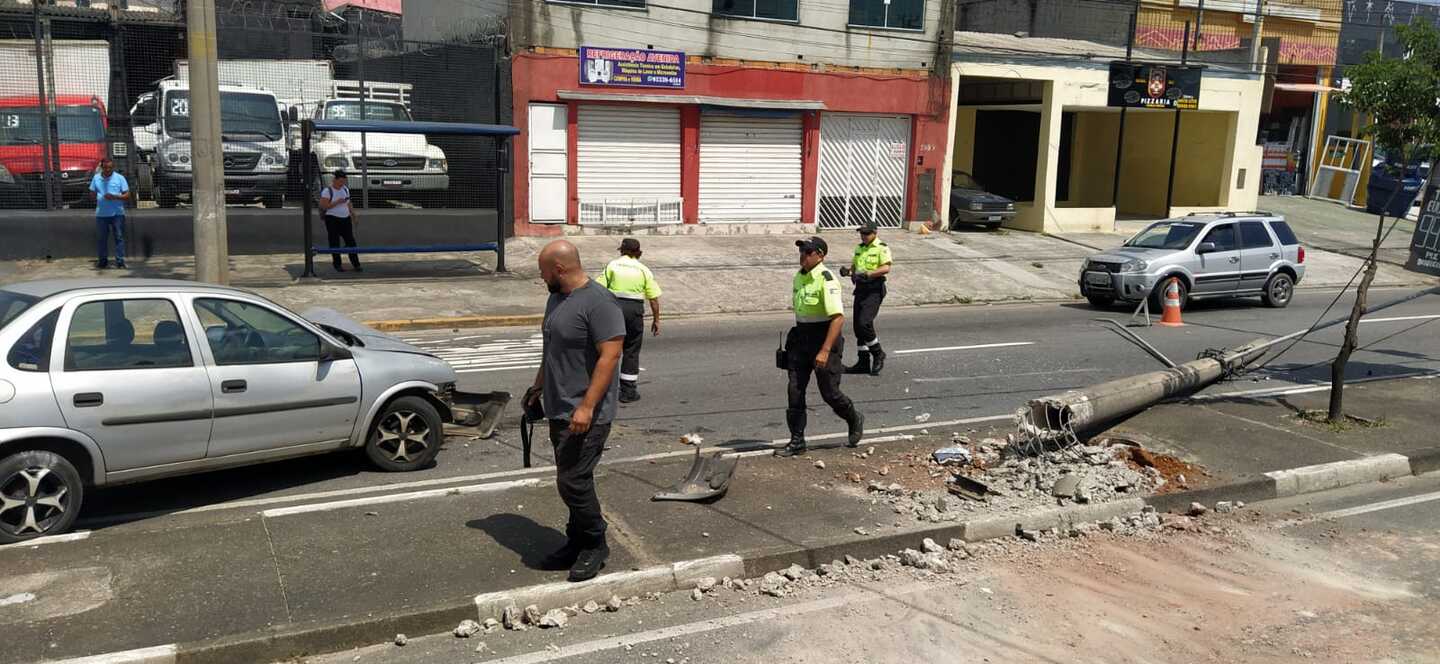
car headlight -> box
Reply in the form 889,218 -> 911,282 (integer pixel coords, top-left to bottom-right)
323,155 -> 349,168
1120,259 -> 1148,273
428,158 -> 447,172
1006,202 -> 1015,210
0,164 -> 12,185
262,155 -> 274,165
1080,258 -> 1091,271
969,202 -> 983,211
162,149 -> 192,170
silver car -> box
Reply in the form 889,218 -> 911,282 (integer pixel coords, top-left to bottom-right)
1078,212 -> 1307,310
0,279 -> 505,543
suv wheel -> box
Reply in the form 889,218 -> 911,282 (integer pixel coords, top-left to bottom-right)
1149,278 -> 1188,312
0,451 -> 84,544
1263,272 -> 1295,308
365,396 -> 444,472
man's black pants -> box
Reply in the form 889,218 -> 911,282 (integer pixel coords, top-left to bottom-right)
785,322 -> 857,436
618,298 -> 646,383
323,214 -> 361,269
853,282 -> 886,347
549,421 -> 612,546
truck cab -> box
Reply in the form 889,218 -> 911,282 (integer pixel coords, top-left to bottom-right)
309,86 -> 448,204
0,95 -> 108,208
130,81 -> 290,208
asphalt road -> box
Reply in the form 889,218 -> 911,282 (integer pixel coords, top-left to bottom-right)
70,285 -> 1440,534
310,472 -> 1440,664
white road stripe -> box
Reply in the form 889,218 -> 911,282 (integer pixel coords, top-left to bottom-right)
1362,314 -> 1440,323
1310,490 -> 1440,521
456,365 -> 542,374
260,478 -> 547,518
893,341 -> 1034,355
46,644 -> 177,664
1192,369 -> 1440,402
913,368 -> 1099,383
0,530 -> 92,549
482,579 -> 950,664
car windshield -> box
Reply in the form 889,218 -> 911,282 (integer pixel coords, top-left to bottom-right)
0,105 -> 105,146
324,101 -> 412,122
953,172 -> 983,189
0,290 -> 37,331
1125,221 -> 1204,250
166,90 -> 283,140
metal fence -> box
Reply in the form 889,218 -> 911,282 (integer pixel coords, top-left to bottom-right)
0,0 -> 506,213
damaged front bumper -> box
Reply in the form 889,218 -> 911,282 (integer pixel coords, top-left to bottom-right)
438,387 -> 512,439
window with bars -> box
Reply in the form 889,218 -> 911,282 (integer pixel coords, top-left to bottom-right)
712,0 -> 799,21
848,0 -> 925,30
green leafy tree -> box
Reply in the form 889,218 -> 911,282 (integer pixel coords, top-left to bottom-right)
1332,22 -> 1440,422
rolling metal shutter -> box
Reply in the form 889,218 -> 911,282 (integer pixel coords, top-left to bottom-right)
698,112 -> 803,223
818,113 -> 910,229
577,105 -> 682,224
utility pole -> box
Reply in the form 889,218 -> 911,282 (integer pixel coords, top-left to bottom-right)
1249,0 -> 1265,72
187,0 -> 229,284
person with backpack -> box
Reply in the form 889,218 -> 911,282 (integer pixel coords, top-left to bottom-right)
318,170 -> 362,272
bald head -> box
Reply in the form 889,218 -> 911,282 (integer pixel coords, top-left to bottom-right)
539,239 -> 587,294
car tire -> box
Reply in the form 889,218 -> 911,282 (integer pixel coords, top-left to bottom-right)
262,194 -> 285,209
0,450 -> 84,544
1262,272 -> 1295,308
156,187 -> 178,209
1149,277 -> 1188,312
364,396 -> 444,472
1086,295 -> 1115,308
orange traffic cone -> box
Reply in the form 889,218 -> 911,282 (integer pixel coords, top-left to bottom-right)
1158,277 -> 1184,327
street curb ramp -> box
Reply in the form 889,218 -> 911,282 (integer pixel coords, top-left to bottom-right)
53,449 -> 1440,664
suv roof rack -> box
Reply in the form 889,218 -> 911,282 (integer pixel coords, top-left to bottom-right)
1184,210 -> 1277,218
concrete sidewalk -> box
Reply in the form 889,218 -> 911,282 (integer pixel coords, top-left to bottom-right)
1,225 -> 1430,329
8,374 -> 1437,663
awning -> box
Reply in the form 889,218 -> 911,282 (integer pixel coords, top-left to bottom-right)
1272,83 -> 1338,94
558,90 -> 826,110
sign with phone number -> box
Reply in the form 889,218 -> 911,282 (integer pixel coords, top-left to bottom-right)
1408,182 -> 1440,277
579,46 -> 685,89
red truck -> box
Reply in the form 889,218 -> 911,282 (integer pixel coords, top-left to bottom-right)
0,94 -> 109,207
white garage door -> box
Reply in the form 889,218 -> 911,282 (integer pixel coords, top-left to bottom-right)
818,113 -> 910,229
698,112 -> 803,223
577,105 -> 682,224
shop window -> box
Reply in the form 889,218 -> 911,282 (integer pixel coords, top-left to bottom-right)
552,0 -> 646,8
849,0 -> 924,30
713,0 -> 798,21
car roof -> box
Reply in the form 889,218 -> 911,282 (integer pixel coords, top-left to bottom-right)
2,278 -> 254,300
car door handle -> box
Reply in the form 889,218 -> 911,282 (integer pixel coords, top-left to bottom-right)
1269,253 -> 1281,259
73,392 -> 103,408
1228,257 -> 1241,263
221,379 -> 248,394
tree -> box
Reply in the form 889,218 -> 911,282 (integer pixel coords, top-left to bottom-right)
1332,22 -> 1440,422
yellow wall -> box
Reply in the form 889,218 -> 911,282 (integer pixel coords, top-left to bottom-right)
1064,112 -> 1120,207
952,107 -> 976,176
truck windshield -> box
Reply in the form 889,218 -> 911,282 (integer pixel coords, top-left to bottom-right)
165,91 -> 283,141
0,106 -> 105,146
1125,221 -> 1204,250
0,291 -> 37,331
324,102 -> 413,122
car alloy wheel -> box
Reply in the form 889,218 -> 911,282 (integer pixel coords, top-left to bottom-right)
0,464 -> 74,539
376,410 -> 432,463
1264,273 -> 1294,308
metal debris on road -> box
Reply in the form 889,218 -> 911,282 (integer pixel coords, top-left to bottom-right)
653,447 -> 738,502
932,446 -> 972,465
947,475 -> 991,501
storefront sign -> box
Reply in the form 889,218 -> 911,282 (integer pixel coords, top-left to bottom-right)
579,46 -> 685,89
1407,182 -> 1440,277
1107,62 -> 1203,110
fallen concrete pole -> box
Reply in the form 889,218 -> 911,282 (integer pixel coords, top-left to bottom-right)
1019,286 -> 1439,441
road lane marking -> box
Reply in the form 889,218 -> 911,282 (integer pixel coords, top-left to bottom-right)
913,368 -> 1099,383
480,579 -> 951,664
1362,314 -> 1440,323
259,478 -> 548,518
893,341 -> 1034,355
457,365 -> 541,374
0,530 -> 92,549
1310,490 -> 1440,521
46,644 -> 177,664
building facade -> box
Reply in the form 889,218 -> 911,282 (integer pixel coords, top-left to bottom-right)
507,0 -> 955,234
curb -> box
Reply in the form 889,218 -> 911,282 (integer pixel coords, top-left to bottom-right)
57,448 -> 1440,664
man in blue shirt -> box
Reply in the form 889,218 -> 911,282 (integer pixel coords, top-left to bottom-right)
89,158 -> 130,269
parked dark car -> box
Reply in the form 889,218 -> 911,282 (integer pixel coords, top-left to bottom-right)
1366,156 -> 1429,218
949,171 -> 1016,230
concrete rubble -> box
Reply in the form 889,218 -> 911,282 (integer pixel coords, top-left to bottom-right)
452,619 -> 482,638
539,609 -> 569,629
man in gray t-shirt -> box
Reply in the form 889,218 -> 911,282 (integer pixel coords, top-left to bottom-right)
525,240 -> 625,582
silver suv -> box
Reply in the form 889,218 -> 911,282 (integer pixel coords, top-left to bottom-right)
0,279 -> 504,543
1079,212 -> 1307,310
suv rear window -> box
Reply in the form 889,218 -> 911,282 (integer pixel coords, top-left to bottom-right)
1240,221 -> 1274,249
1268,220 -> 1300,245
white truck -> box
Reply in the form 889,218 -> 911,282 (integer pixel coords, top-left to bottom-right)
0,39 -> 111,207
180,59 -> 449,204
130,78 -> 291,208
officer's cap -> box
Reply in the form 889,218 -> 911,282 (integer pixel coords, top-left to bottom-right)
795,236 -> 828,255
619,238 -> 642,254
857,222 -> 878,235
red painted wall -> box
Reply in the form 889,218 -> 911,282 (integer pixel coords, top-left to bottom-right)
511,51 -> 950,235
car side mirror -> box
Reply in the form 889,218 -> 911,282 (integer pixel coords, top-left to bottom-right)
1196,242 -> 1217,254
319,343 -> 353,362
288,106 -> 299,123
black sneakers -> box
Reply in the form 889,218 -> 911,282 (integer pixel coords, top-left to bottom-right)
846,411 -> 865,448
538,541 -> 582,571
869,347 -> 885,376
619,382 -> 640,404
568,545 -> 609,582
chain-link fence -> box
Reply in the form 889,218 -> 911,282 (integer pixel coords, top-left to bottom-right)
0,0 -> 506,215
